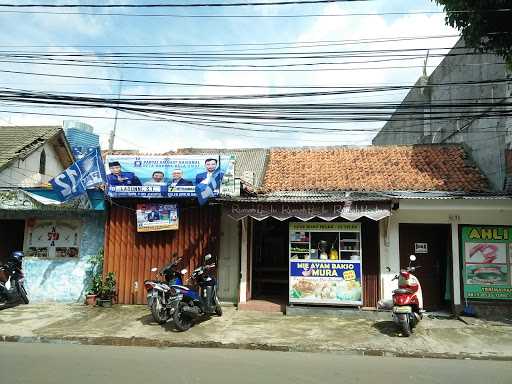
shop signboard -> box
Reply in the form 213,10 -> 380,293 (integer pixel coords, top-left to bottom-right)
136,203 -> 179,232
24,220 -> 81,258
105,155 -> 235,198
462,226 -> 512,300
289,260 -> 362,305
289,222 -> 363,306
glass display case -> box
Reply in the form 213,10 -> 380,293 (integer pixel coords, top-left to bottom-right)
289,222 -> 363,306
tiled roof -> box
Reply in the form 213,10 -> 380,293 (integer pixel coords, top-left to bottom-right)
263,145 -> 489,193
0,126 -> 63,171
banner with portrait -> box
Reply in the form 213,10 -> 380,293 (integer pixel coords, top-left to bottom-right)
136,203 -> 179,232
104,155 -> 235,198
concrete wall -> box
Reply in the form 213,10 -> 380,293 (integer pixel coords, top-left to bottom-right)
0,142 -> 66,187
23,215 -> 105,303
373,40 -> 512,190
379,199 -> 512,310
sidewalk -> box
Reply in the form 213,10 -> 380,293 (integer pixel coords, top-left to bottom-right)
1,303 -> 511,360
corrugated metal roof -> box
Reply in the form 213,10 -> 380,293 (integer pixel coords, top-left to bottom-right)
220,190 -> 392,203
0,125 -> 63,171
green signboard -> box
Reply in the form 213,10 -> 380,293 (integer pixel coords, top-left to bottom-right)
462,226 -> 512,300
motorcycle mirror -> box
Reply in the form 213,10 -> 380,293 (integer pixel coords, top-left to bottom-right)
150,267 -> 158,272
180,268 -> 188,275
204,254 -> 212,261
409,255 -> 417,262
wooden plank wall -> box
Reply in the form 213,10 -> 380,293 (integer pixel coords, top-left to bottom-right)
104,202 -> 220,304
362,218 -> 380,308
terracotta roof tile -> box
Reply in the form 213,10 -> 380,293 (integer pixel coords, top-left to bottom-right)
262,145 -> 489,193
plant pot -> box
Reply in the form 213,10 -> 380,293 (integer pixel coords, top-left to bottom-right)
97,298 -> 113,308
85,294 -> 97,306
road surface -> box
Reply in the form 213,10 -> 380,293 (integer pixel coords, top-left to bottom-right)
0,342 -> 511,384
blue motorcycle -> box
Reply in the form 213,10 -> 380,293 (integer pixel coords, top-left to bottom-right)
144,256 -> 185,324
170,254 -> 222,332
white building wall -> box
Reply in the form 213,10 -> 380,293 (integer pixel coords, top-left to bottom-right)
380,199 -> 512,306
0,143 -> 65,187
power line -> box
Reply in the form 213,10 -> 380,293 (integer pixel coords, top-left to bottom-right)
0,34 -> 460,49
0,67 -> 509,89
0,8 -> 510,18
0,1 -> 368,8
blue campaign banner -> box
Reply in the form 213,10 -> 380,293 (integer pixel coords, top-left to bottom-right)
289,260 -> 363,305
51,148 -> 106,202
105,155 -> 233,198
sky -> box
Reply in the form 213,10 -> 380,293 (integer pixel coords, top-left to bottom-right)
0,0 -> 460,152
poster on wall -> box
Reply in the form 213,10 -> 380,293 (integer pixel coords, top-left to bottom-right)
104,155 -> 235,198
289,260 -> 363,305
136,204 -> 179,232
24,220 -> 81,258
462,226 -> 512,300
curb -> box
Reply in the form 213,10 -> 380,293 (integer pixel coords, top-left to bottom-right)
1,334 -> 511,361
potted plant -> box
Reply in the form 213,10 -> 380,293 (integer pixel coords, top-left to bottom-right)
96,272 -> 116,308
84,249 -> 104,306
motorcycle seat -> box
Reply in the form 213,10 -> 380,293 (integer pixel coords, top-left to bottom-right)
393,288 -> 413,294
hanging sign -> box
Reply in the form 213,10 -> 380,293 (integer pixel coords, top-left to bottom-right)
105,155 -> 234,198
136,203 -> 179,232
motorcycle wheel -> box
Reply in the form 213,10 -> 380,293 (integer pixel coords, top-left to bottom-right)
398,315 -> 412,337
173,301 -> 193,332
150,296 -> 168,325
17,282 -> 29,304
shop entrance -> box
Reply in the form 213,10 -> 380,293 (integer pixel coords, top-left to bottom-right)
399,224 -> 451,310
0,220 -> 25,264
251,218 -> 289,302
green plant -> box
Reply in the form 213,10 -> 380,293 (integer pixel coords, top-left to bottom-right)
98,272 -> 116,300
86,248 -> 104,295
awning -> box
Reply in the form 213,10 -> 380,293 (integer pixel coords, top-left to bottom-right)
224,201 -> 391,221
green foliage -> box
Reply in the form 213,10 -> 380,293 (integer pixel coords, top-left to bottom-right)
434,0 -> 512,68
98,272 -> 116,300
86,248 -> 104,295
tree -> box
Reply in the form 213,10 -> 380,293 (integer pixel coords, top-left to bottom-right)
434,1 -> 512,68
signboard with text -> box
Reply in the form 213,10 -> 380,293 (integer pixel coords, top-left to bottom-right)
136,204 -> 179,232
289,260 -> 362,305
105,155 -> 234,198
462,226 -> 512,300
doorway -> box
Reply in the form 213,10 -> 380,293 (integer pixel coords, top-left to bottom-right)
399,224 -> 451,310
0,220 -> 25,264
251,218 -> 289,302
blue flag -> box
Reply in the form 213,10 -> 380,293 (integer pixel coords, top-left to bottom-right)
50,148 -> 106,202
195,168 -> 223,206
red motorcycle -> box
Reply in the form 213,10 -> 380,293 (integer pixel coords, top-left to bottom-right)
392,255 -> 424,336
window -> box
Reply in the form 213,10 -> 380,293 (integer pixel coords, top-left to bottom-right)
39,149 -> 46,175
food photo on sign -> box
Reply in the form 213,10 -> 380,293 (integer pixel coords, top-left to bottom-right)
289,261 -> 362,305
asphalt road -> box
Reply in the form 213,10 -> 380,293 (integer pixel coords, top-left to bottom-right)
0,342 -> 511,384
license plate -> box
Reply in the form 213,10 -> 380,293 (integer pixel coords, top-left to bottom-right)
393,306 -> 412,313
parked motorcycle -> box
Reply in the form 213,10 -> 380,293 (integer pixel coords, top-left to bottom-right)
0,251 -> 29,306
144,256 -> 186,324
391,254 -> 424,336
170,254 -> 222,332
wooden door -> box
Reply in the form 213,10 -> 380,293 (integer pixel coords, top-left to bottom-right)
399,224 -> 450,310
